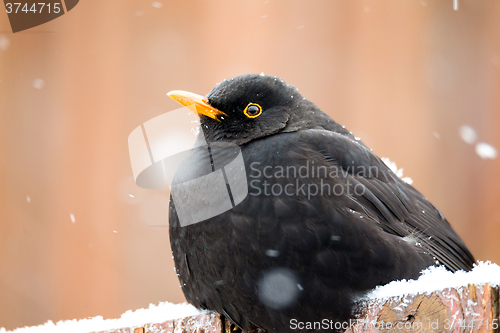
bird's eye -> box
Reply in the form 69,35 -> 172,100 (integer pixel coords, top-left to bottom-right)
243,103 -> 263,118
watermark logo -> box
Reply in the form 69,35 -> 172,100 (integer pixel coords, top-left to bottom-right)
3,0 -> 79,33
128,107 -> 248,227
248,161 -> 377,199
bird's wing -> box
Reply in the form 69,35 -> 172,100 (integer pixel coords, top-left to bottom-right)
293,129 -> 475,272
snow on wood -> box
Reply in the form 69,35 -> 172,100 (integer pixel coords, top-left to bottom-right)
3,263 -> 500,333
1,302 -> 205,333
367,261 -> 500,299
348,283 -> 498,332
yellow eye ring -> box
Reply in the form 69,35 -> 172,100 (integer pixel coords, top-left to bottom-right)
243,103 -> 263,118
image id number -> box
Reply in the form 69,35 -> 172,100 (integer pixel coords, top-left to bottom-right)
5,3 -> 61,14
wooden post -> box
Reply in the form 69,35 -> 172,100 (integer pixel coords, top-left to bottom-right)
92,283 -> 499,333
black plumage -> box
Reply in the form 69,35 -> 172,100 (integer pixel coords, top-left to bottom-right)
167,74 -> 474,332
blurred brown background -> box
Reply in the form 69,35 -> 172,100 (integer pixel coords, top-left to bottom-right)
1,0 -> 499,330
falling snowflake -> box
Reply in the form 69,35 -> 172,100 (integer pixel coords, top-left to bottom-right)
459,125 -> 477,144
33,79 -> 45,89
265,249 -> 280,257
475,142 -> 497,159
258,268 -> 300,310
0,36 -> 9,51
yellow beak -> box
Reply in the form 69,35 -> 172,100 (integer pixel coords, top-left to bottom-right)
167,90 -> 227,122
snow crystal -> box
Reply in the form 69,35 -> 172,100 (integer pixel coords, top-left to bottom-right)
459,125 -> 477,144
258,268 -> 300,310
0,36 -> 9,51
70,214 -> 75,223
401,177 -> 413,184
366,261 -> 500,300
440,124 -> 496,159
475,142 -> 497,159
32,79 -> 45,90
381,157 -> 413,184
191,126 -> 200,136
265,249 -> 280,257
151,1 -> 162,8
2,302 -> 204,333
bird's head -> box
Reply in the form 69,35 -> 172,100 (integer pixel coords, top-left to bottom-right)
168,74 -> 314,145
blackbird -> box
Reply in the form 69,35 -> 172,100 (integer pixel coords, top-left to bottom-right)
167,74 -> 474,332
